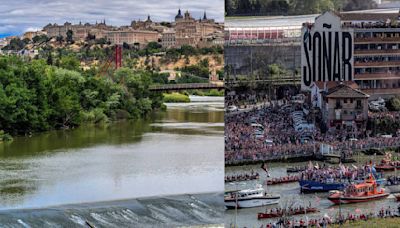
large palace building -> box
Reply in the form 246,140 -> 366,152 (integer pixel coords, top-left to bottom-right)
40,9 -> 223,48
301,11 -> 400,99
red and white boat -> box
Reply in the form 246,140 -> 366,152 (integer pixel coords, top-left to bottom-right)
328,174 -> 389,204
257,207 -> 319,219
266,175 -> 299,185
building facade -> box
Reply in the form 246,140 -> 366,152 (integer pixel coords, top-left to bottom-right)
174,9 -> 223,47
301,11 -> 400,99
40,9 -> 223,48
105,29 -> 159,45
43,20 -> 111,41
320,82 -> 369,133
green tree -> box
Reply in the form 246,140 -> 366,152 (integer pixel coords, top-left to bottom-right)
59,55 -> 81,71
66,30 -> 74,43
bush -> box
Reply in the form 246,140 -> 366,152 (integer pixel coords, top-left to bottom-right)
163,93 -> 190,103
205,89 -> 224,96
387,96 -> 400,111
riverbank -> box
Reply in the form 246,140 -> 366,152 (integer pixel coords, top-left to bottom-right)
331,217 -> 400,227
0,56 -> 164,137
163,90 -> 224,103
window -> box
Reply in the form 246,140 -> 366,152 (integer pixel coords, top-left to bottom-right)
357,100 -> 362,108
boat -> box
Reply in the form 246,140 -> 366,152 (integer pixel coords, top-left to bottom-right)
225,172 -> 260,183
299,179 -> 346,193
375,164 -> 395,172
257,207 -> 319,219
374,153 -> 400,172
386,175 -> 400,193
266,175 -> 299,185
224,184 -> 280,209
287,166 -> 307,173
354,174 -> 386,186
327,174 -> 389,204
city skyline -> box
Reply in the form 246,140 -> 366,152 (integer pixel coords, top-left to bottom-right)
0,0 -> 224,38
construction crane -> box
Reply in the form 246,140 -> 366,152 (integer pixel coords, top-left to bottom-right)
97,44 -> 122,79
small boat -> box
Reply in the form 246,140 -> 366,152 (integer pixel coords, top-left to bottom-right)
299,180 -> 346,193
257,207 -> 319,219
225,172 -> 260,183
374,153 -> 400,172
287,166 -> 307,173
224,184 -> 280,209
375,164 -> 395,172
327,174 -> 389,204
386,175 -> 400,193
266,175 -> 299,185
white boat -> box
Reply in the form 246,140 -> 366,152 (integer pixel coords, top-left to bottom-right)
224,184 -> 280,209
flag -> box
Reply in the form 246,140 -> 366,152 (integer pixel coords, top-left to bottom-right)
308,161 -> 313,170
261,162 -> 270,177
303,27 -> 310,44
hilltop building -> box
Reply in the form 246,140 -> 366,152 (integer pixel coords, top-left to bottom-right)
40,9 -> 223,48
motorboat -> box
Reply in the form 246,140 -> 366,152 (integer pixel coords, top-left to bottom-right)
224,184 -> 280,209
328,174 -> 389,204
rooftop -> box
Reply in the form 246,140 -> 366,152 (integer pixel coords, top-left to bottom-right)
325,83 -> 370,99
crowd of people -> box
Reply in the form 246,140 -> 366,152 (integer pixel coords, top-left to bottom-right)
225,93 -> 400,164
225,101 -> 318,164
300,162 -> 377,183
253,205 -> 400,228
225,171 -> 260,183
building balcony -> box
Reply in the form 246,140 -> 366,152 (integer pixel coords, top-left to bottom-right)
354,49 -> 400,56
354,72 -> 400,80
354,36 -> 400,43
354,61 -> 400,68
361,88 -> 400,95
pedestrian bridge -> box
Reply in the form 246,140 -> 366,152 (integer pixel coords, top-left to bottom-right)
149,83 -> 224,92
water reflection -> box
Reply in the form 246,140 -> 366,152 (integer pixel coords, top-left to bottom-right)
0,99 -> 224,210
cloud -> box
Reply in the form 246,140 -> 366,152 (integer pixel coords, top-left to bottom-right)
24,27 -> 42,32
0,0 -> 224,37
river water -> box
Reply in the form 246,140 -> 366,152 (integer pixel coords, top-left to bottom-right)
225,157 -> 400,227
0,96 -> 224,227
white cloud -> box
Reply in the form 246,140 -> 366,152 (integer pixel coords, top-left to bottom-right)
24,27 -> 42,32
0,0 -> 224,37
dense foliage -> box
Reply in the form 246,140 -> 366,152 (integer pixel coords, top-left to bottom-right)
163,93 -> 190,103
225,0 -> 377,16
0,56 -> 163,135
387,96 -> 400,111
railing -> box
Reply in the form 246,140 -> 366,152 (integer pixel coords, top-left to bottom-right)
226,77 -> 301,87
355,73 -> 400,80
361,88 -> 400,95
354,36 -> 400,43
354,61 -> 400,67
354,49 -> 400,55
149,83 -> 224,91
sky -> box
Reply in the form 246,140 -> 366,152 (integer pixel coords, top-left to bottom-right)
0,0 -> 224,38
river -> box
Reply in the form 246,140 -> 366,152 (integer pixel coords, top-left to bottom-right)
0,96 -> 224,227
225,156 -> 400,227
